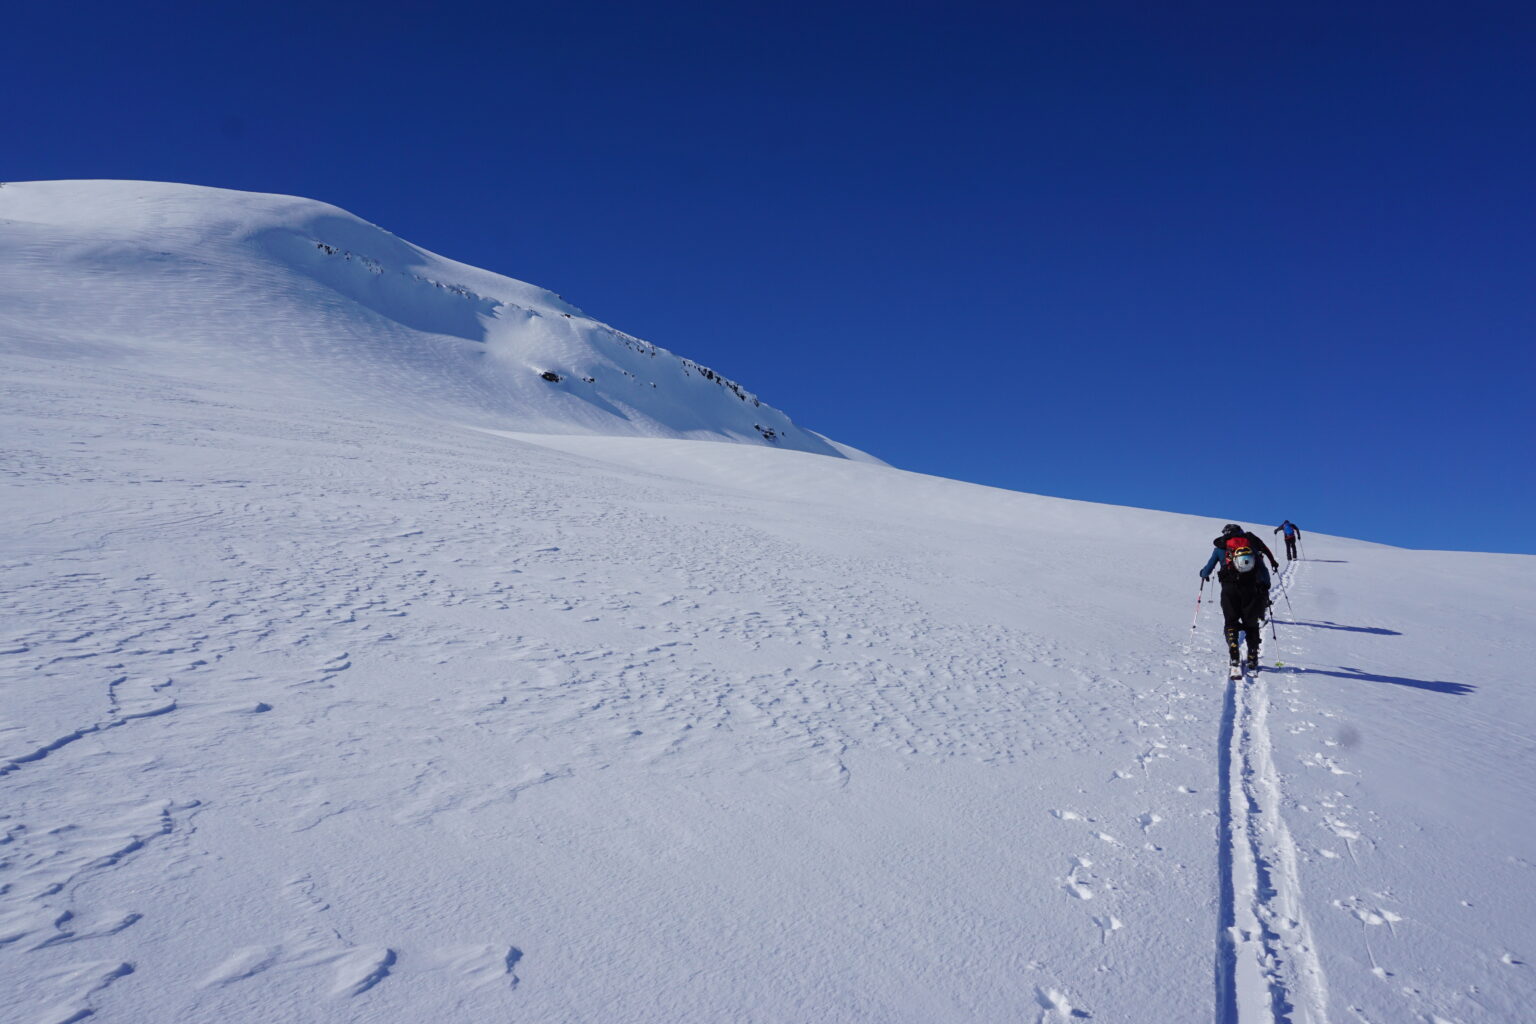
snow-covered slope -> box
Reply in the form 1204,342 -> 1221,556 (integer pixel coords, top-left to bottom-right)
3,185 -> 1534,1024
0,180 -> 852,456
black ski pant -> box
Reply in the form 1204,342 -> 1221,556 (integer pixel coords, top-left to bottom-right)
1283,534 -> 1298,559
1221,582 -> 1269,660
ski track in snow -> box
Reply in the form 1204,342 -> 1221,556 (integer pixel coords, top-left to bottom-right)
1215,561 -> 1332,1023
1250,573 -> 1471,1024
1204,558 -> 1493,1024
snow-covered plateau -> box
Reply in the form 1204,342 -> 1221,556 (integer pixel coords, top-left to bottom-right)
2,181 -> 1533,1024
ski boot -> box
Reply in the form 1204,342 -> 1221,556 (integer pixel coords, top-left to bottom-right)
1245,650 -> 1260,672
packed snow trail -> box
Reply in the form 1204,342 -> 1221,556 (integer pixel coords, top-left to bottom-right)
1217,562 -> 1330,1023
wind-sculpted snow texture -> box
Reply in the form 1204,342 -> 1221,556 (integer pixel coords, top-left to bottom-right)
4,185 -> 1536,1024
5,369 -> 1534,1024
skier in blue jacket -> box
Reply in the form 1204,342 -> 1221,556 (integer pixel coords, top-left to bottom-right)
1274,520 -> 1302,560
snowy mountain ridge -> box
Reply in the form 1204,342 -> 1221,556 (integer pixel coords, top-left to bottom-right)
0,179 -> 860,458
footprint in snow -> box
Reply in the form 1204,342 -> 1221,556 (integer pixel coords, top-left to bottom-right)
1091,914 -> 1123,942
1325,819 -> 1361,842
1301,752 -> 1352,776
1033,985 -> 1092,1019
1335,898 -> 1403,932
1062,858 -> 1094,901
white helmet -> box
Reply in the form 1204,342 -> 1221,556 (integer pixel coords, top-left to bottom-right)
1231,548 -> 1257,573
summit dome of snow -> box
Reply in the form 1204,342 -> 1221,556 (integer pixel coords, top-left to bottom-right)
0,179 -> 855,456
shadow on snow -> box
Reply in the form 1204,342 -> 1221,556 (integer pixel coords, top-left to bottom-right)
1275,620 -> 1402,636
1273,665 -> 1474,696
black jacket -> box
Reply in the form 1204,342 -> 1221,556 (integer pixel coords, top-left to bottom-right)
1212,531 -> 1277,586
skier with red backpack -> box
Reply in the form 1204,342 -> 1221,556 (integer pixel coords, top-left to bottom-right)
1199,523 -> 1281,675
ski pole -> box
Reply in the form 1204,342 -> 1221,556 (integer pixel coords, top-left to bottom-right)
1277,574 -> 1296,617
1190,578 -> 1206,632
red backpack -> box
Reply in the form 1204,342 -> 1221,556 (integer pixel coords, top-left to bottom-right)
1224,535 -> 1257,572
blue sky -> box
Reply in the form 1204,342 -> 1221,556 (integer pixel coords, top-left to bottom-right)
6,1 -> 1533,553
